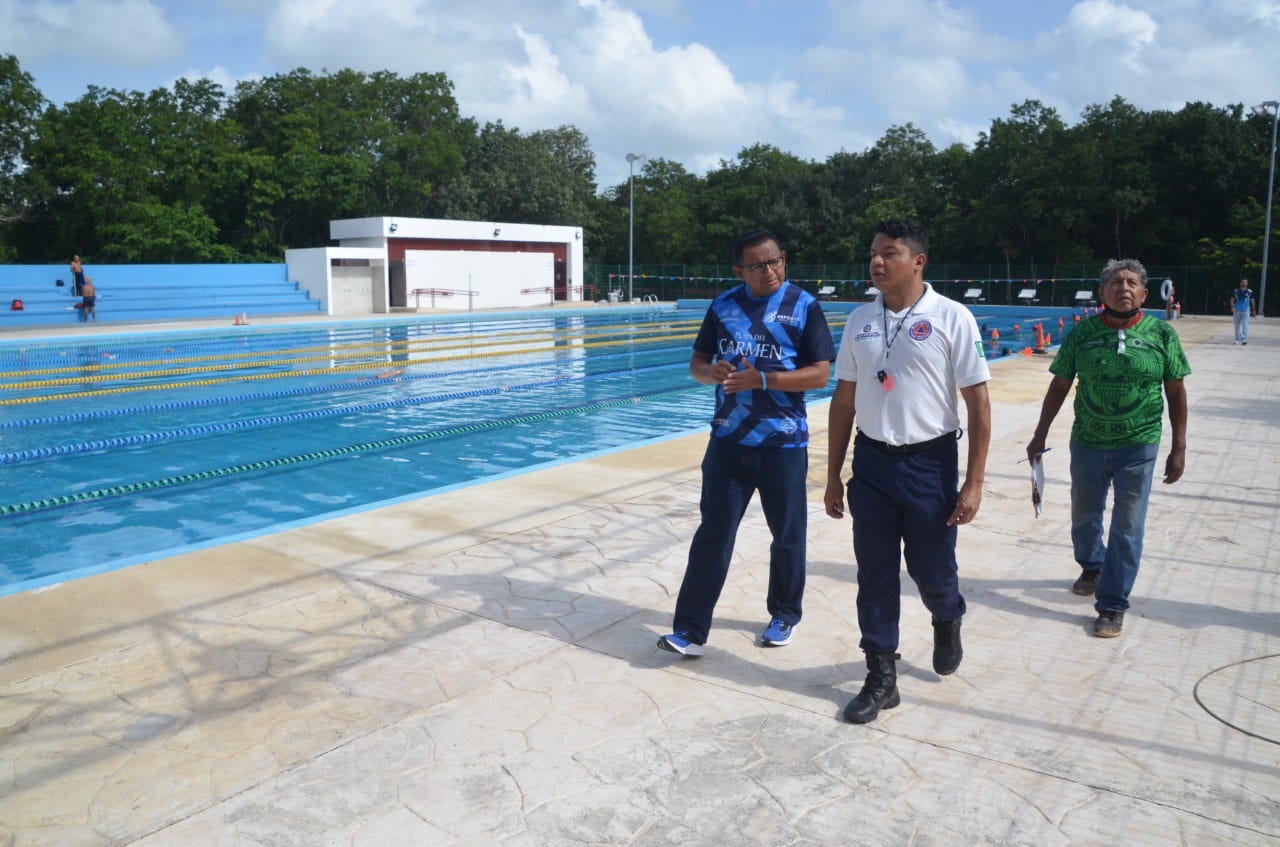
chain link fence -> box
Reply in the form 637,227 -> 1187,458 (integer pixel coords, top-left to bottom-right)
587,262 -> 1271,316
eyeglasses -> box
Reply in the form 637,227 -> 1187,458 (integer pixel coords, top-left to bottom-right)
1117,329 -> 1126,355
740,254 -> 785,275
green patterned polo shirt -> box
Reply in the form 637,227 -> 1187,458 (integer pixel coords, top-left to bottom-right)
1050,314 -> 1191,449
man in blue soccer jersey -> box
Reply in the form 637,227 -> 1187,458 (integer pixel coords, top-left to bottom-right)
1230,278 -> 1257,344
657,228 -> 836,656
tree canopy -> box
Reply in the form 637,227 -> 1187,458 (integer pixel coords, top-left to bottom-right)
0,53 -> 1273,279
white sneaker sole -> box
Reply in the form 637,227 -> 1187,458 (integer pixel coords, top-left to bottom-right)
657,635 -> 704,656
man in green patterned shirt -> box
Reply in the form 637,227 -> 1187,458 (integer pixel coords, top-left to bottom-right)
1025,259 -> 1190,638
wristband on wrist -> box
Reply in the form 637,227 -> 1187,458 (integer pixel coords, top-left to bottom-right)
760,371 -> 768,391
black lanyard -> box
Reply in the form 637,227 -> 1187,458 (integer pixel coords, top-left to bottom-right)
878,288 -> 927,383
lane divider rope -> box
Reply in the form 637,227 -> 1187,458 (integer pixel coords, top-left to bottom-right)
0,344 -> 690,430
0,362 -> 688,464
0,330 -> 701,404
0,314 -> 702,369
0,316 -> 707,378
0,384 -> 704,517
0,316 -> 845,404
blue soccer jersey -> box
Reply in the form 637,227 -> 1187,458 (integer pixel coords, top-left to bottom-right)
692,282 -> 836,447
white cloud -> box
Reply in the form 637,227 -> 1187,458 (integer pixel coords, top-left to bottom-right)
1037,0 -> 1279,119
821,0 -> 1021,60
1054,0 -> 1157,72
0,0 -> 182,64
798,0 -> 1036,150
257,0 -> 849,186
175,65 -> 262,96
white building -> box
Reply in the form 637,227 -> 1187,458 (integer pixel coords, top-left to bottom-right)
285,217 -> 586,315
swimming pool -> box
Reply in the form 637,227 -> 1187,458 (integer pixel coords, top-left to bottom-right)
0,302 -> 1080,595
1,307 -> 850,593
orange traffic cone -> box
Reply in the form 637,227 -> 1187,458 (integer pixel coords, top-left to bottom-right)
232,313 -> 242,325
1033,327 -> 1049,354
991,327 -> 1000,341
1021,347 -> 1033,356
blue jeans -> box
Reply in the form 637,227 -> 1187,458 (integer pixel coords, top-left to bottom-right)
1233,309 -> 1250,342
1069,441 -> 1159,613
673,437 -> 808,643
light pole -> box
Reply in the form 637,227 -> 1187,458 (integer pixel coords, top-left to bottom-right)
626,152 -> 646,303
1254,100 -> 1279,318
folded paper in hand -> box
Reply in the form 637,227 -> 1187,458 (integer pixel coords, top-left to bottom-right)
1030,457 -> 1045,518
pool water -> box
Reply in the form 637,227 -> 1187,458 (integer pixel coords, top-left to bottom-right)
1,309 -> 833,591
0,303 -> 1075,594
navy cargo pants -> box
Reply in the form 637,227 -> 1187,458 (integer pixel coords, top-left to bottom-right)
849,433 -> 966,654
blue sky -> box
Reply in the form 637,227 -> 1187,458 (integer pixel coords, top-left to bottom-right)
2,0 -> 1277,189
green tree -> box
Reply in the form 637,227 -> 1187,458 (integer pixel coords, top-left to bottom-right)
229,68 -> 473,251
699,144 -> 814,262
963,101 -> 1082,270
101,199 -> 239,262
1076,97 -> 1157,258
432,122 -> 597,229
1148,102 -> 1262,262
629,157 -> 702,265
0,54 -> 46,259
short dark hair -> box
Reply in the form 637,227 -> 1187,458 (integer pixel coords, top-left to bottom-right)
875,219 -> 928,256
733,228 -> 782,264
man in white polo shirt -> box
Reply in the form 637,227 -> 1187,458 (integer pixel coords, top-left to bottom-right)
824,218 -> 991,724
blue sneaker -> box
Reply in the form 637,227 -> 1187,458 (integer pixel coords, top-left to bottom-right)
761,617 -> 794,647
657,631 -> 704,656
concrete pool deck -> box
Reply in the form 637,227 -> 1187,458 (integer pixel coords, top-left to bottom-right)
0,313 -> 1276,846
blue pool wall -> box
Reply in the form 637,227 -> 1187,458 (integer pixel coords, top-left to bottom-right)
0,263 -> 321,327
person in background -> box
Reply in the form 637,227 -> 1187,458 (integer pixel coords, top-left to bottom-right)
657,228 -> 835,657
1026,258 -> 1189,638
70,255 -> 87,296
80,277 -> 96,322
1230,278 -> 1257,345
1162,278 -> 1176,320
824,218 -> 991,724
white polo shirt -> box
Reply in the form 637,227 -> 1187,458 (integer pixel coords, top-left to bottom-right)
835,282 -> 990,446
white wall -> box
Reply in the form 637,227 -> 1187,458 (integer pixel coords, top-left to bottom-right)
332,217 -> 584,301
405,250 -> 554,309
284,247 -> 388,315
284,249 -> 332,313
330,265 -> 375,315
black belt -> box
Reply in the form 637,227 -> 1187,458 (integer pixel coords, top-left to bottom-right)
856,430 -> 957,455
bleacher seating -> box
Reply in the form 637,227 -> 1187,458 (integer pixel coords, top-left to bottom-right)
963,287 -> 985,303
864,286 -> 880,300
817,285 -> 835,299
1074,290 -> 1096,305
0,263 -> 321,327
1017,288 -> 1038,305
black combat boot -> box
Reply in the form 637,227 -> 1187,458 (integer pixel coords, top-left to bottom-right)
932,617 -> 963,675
842,651 -> 901,724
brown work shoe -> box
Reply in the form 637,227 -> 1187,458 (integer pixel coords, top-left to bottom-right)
1072,569 -> 1101,596
1093,610 -> 1124,638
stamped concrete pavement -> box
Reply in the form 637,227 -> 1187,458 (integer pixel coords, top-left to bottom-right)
0,313 -> 1275,846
